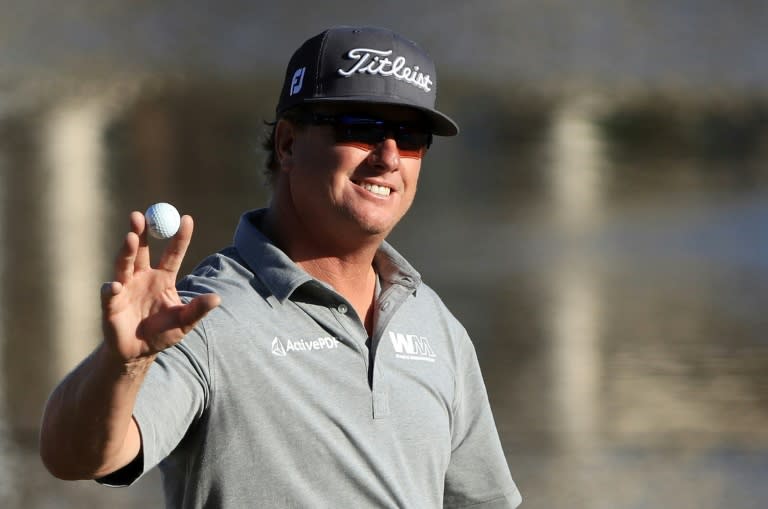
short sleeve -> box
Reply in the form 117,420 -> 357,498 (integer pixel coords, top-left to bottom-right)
96,323 -> 211,487
443,336 -> 522,508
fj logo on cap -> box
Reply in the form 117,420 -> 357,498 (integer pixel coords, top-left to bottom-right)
289,67 -> 306,96
337,48 -> 433,93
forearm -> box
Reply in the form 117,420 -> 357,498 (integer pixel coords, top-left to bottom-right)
39,342 -> 155,480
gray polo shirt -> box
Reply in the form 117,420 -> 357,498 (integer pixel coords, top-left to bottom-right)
103,209 -> 521,508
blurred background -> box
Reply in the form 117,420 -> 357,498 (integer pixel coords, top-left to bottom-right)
2,1 -> 768,508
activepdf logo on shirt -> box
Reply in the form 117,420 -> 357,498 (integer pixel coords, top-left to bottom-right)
271,336 -> 340,356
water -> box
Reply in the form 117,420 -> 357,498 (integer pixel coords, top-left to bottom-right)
2,81 -> 768,508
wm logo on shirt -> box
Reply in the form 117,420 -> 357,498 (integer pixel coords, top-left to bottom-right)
388,331 -> 437,362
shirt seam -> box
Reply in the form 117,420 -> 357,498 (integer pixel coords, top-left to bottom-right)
201,316 -> 214,412
452,489 -> 520,508
185,263 -> 217,412
450,332 -> 470,446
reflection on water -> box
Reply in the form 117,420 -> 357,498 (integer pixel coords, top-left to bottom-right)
2,81 -> 768,508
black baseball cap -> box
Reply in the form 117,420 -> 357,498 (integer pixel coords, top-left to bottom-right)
276,26 -> 459,136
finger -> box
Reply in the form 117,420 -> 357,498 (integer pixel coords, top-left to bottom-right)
114,231 -> 139,284
129,211 -> 151,271
177,293 -> 221,334
137,293 -> 220,342
157,215 -> 193,274
100,281 -> 124,312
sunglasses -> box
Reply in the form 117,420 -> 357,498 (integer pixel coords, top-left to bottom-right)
304,114 -> 433,158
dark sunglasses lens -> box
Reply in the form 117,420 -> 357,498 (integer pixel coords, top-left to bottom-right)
321,115 -> 431,157
394,127 -> 430,152
336,124 -> 387,145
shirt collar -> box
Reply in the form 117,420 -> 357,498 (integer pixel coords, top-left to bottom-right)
233,208 -> 421,302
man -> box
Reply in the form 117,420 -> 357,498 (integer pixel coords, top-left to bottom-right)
40,26 -> 522,508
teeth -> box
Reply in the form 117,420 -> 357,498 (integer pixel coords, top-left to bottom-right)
360,183 -> 391,197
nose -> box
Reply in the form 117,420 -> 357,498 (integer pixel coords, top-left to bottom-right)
366,137 -> 400,171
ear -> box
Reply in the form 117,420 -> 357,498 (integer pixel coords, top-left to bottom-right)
275,119 -> 296,171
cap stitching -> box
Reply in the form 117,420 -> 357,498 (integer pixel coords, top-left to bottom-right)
314,30 -> 331,98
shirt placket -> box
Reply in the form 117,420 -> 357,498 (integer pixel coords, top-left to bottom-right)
292,277 -> 414,419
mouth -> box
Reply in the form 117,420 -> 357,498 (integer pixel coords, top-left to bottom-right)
352,180 -> 392,197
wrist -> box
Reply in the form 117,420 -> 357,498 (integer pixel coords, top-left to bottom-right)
95,342 -> 157,380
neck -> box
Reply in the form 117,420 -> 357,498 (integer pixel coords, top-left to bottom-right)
263,203 -> 382,281
296,255 -> 378,335
263,199 -> 381,333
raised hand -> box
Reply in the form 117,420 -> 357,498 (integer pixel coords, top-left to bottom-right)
100,211 -> 221,363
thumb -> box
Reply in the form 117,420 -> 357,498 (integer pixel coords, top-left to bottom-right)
178,293 -> 221,334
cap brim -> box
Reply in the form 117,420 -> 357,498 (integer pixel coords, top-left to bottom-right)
299,96 -> 459,136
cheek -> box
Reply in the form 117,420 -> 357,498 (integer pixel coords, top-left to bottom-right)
402,162 -> 422,194
292,141 -> 334,172
287,144 -> 339,186
287,145 -> 351,204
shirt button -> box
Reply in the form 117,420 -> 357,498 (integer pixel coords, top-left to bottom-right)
381,301 -> 391,311
337,303 -> 349,314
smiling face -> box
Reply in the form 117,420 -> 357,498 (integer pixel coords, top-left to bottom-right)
274,103 -> 428,248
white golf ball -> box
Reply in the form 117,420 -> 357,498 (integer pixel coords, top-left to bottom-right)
145,202 -> 181,239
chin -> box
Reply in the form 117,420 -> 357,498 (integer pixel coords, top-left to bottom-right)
353,218 -> 392,236
359,224 -> 392,237
347,212 -> 398,237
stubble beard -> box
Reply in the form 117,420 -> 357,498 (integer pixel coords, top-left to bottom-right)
337,203 -> 398,238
